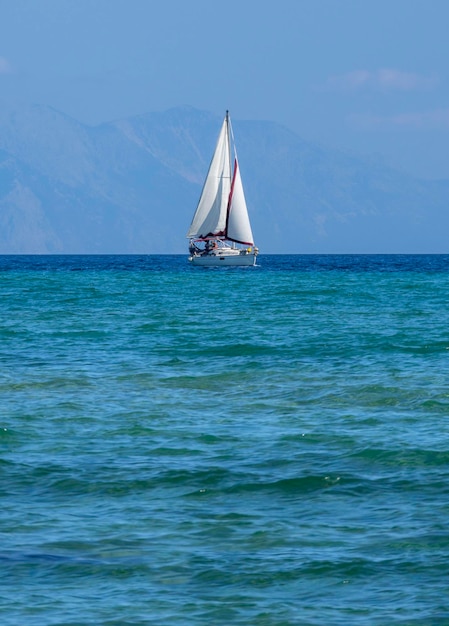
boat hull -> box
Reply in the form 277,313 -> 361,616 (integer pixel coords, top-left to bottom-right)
189,252 -> 257,266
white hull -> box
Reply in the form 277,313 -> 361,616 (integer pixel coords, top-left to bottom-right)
189,252 -> 257,266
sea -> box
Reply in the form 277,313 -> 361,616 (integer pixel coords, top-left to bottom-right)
1,254 -> 449,626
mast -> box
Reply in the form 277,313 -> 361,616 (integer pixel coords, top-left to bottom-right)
224,110 -> 233,240
226,110 -> 231,172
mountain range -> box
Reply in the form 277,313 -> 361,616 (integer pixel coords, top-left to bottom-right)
0,102 -> 448,254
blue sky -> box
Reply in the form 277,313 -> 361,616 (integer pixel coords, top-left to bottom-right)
1,0 -> 448,179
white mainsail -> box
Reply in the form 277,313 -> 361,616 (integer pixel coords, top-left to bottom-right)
187,112 -> 254,245
186,116 -> 231,239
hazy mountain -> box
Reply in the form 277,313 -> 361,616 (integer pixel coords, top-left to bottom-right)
0,102 -> 448,254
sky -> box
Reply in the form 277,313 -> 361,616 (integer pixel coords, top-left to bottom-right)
1,0 -> 449,179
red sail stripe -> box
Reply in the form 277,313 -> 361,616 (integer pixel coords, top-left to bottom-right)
225,158 -> 238,238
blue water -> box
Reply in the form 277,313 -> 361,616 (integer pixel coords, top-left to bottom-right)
1,254 -> 449,625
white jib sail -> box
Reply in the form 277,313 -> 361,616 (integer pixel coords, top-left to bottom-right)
186,116 -> 231,239
226,159 -> 254,246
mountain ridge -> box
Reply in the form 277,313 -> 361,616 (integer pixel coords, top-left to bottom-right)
0,103 -> 447,254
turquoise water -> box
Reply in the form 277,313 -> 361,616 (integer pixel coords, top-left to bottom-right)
1,255 -> 449,625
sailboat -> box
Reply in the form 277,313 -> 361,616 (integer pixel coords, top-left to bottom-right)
187,111 -> 258,266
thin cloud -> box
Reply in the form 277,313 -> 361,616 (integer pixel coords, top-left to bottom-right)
350,108 -> 449,130
324,68 -> 438,92
0,57 -> 12,74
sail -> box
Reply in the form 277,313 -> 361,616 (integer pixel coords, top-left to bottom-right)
226,159 -> 254,246
186,116 -> 231,239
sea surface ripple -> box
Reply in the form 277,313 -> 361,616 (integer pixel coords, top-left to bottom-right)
1,254 -> 449,625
